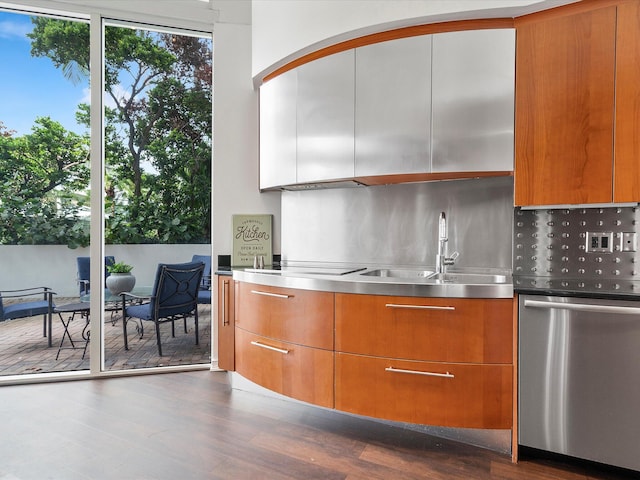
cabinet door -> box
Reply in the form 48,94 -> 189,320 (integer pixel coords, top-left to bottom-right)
354,36 -> 431,176
614,1 -> 640,203
235,328 -> 334,408
336,353 -> 512,429
235,282 -> 334,350
259,69 -> 297,189
514,7 -> 616,206
432,29 -> 515,173
335,294 -> 512,364
297,49 -> 355,183
216,275 -> 235,371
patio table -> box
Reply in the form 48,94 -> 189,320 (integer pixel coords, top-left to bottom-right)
54,302 -> 91,360
79,287 -> 153,345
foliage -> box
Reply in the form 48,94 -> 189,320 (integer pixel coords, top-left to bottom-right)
0,16 -> 213,246
0,118 -> 90,247
107,261 -> 133,273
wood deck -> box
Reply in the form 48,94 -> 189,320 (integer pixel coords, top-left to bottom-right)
0,298 -> 211,375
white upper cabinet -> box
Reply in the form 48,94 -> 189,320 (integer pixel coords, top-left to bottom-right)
259,68 -> 297,190
296,50 -> 355,183
355,36 -> 432,177
431,29 -> 515,173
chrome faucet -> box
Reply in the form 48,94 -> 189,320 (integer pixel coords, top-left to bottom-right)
435,212 -> 458,275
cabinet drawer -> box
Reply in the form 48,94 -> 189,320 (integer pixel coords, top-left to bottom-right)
336,353 -> 512,429
235,282 -> 334,349
235,328 -> 334,408
336,294 -> 512,363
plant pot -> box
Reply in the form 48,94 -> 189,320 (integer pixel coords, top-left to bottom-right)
106,273 -> 136,295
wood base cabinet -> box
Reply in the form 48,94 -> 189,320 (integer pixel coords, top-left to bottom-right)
235,282 -> 334,350
336,293 -> 513,429
216,275 -> 235,371
336,353 -> 512,429
229,281 -> 514,431
233,282 -> 335,408
235,328 -> 334,408
336,294 -> 512,364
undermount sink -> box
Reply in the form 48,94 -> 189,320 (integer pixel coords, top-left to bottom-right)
360,269 -> 509,284
360,269 -> 434,278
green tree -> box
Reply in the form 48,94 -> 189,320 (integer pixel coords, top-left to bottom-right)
0,118 -> 90,247
29,18 -> 212,244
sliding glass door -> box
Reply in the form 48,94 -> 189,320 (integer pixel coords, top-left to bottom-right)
0,10 -> 91,376
0,8 -> 212,378
101,21 -> 212,371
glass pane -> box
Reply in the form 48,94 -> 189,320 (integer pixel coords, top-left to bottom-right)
102,23 -> 212,371
0,11 -> 91,375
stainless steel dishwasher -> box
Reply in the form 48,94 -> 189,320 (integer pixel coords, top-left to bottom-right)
513,206 -> 640,472
519,295 -> 640,471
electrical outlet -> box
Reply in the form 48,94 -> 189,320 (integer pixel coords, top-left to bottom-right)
586,232 -> 614,253
620,232 -> 637,252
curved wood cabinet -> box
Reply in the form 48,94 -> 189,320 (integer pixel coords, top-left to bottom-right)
230,281 -> 514,431
234,282 -> 333,349
234,282 -> 335,407
235,328 -> 334,408
336,354 -> 512,429
335,293 -> 513,429
335,294 -> 512,364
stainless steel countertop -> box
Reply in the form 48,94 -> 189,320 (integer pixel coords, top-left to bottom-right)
232,265 -> 514,299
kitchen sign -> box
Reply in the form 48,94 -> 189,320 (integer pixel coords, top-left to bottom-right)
232,214 -> 273,267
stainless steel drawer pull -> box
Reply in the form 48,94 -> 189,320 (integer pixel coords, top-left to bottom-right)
250,290 -> 291,299
385,366 -> 454,378
524,299 -> 640,315
385,303 -> 455,311
222,280 -> 229,326
250,341 -> 290,355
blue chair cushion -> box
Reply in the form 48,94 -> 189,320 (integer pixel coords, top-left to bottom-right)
197,290 -> 211,304
3,300 -> 52,320
125,303 -> 154,321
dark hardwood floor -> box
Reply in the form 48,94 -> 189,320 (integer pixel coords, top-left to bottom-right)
0,371 -> 636,480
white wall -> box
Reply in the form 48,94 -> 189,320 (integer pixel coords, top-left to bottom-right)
212,22 -> 281,269
251,0 -> 579,81
0,244 -> 211,297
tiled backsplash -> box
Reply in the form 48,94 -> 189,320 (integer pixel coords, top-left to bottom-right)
513,206 -> 640,294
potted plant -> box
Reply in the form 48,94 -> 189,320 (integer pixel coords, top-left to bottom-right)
106,262 -> 136,295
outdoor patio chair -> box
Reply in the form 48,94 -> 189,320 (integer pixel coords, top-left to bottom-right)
122,261 -> 204,356
191,254 -> 211,304
77,256 -> 115,297
0,287 -> 55,346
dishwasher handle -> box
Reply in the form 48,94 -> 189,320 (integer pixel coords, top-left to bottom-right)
524,298 -> 640,315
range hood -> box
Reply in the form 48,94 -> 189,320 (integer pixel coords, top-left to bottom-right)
280,179 -> 366,191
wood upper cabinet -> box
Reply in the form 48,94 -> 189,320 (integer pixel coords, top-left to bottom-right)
515,6 -> 617,206
216,275 -> 235,371
614,0 -> 640,202
335,294 -> 512,364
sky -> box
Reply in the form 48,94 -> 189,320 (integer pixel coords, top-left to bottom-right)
0,10 -> 89,136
